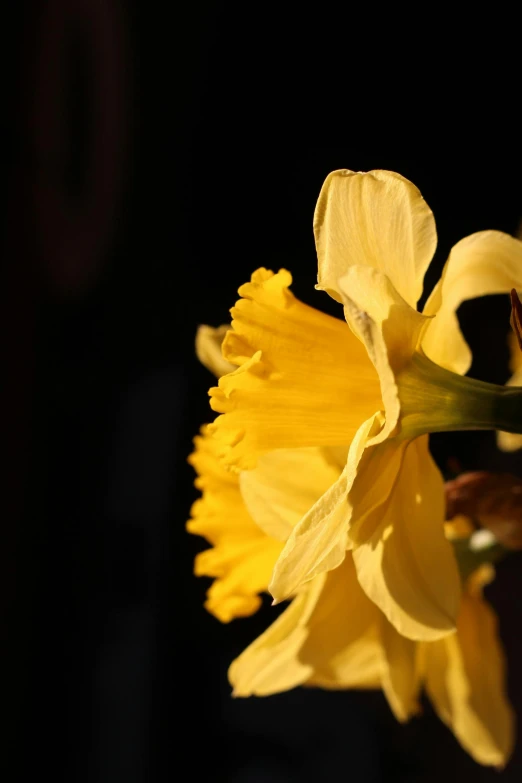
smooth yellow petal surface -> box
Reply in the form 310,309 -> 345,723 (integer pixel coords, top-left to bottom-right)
239,447 -> 342,542
195,324 -> 236,377
423,231 -> 522,374
379,616 -> 420,722
208,268 -> 381,469
229,575 -> 326,696
269,414 -> 382,604
314,169 -> 437,308
423,585 -> 514,767
351,436 -> 461,641
232,554 -> 421,717
301,557 -> 383,690
231,558 -> 387,697
498,332 -> 522,451
188,427 -> 283,622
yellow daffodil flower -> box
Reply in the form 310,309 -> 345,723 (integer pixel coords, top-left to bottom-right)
208,170 -> 522,641
188,421 -> 514,768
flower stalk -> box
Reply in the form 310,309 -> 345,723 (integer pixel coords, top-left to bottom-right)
397,352 -> 522,439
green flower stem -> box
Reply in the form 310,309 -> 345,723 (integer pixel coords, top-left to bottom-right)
397,352 -> 522,440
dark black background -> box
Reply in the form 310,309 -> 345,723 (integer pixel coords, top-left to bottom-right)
3,3 -> 522,781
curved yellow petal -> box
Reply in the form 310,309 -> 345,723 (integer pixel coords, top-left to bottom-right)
423,592 -> 514,767
239,447 -> 342,542
188,427 -> 283,622
229,575 -> 326,696
208,268 -> 381,469
269,414 -> 382,604
351,436 -> 461,641
314,169 -> 437,308
231,554 -> 422,711
379,616 -> 421,722
270,421 -> 460,641
423,230 -> 522,374
337,266 -> 430,444
195,324 -> 236,377
231,558 -> 386,697
302,557 -> 383,690
498,332 -> 522,451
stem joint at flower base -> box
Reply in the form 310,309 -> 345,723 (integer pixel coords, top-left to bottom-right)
397,352 -> 522,440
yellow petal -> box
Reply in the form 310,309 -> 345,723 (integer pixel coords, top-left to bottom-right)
423,592 -> 514,767
189,425 -> 239,496
302,557 -> 383,690
231,558 -> 386,697
351,436 -> 461,641
195,324 -> 236,377
337,266 -> 430,444
379,616 -> 421,722
423,230 -> 522,374
269,414 -> 382,603
208,268 -> 381,469
232,555 -> 422,705
314,169 -> 437,308
270,421 -> 460,641
229,575 -> 326,696
498,332 -> 522,451
188,427 -> 283,622
195,537 -> 283,622
239,447 -> 342,541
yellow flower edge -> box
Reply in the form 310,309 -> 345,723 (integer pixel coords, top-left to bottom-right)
188,424 -> 514,767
